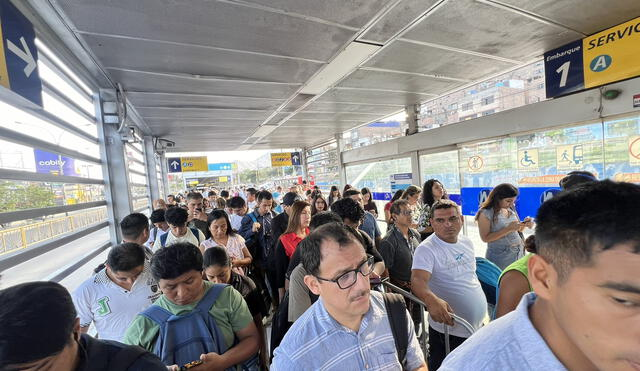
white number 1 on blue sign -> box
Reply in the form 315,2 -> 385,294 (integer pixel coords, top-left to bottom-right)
556,61 -> 570,88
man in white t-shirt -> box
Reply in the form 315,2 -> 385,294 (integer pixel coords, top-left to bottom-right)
72,243 -> 161,342
152,207 -> 205,251
411,199 -> 487,370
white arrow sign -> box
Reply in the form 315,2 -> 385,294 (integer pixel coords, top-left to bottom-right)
7,36 -> 36,77
170,160 -> 180,170
292,154 -> 299,162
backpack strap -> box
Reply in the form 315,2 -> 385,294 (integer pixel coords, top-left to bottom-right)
383,292 -> 408,369
190,227 -> 201,244
110,344 -> 148,370
248,212 -> 258,224
195,284 -> 228,313
140,305 -> 173,326
159,232 -> 169,248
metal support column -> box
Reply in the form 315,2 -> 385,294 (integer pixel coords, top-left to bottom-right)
96,88 -> 133,244
143,136 -> 160,202
410,151 -> 421,187
335,134 -> 347,187
301,148 -> 309,182
406,104 -> 419,136
159,151 -> 169,198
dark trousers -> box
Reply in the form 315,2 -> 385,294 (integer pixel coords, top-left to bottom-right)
428,325 -> 467,370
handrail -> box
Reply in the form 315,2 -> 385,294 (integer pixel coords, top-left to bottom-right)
381,279 -> 477,359
0,207 -> 107,255
381,279 -> 429,360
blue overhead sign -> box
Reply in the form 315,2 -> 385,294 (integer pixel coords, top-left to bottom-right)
167,157 -> 182,173
208,163 -> 233,171
544,39 -> 584,99
0,1 -> 43,106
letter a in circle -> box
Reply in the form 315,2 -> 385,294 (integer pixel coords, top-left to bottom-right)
590,55 -> 612,72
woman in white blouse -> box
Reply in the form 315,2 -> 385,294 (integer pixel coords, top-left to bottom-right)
200,209 -> 252,275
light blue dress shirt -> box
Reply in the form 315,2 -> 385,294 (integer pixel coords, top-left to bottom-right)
272,290 -> 425,370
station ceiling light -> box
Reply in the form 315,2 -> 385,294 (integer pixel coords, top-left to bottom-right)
300,41 -> 381,95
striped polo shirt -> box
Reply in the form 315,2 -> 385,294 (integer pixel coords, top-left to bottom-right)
272,290 -> 425,370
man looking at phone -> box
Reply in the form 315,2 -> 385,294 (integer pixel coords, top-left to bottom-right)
124,243 -> 259,370
411,200 -> 487,370
186,192 -> 208,236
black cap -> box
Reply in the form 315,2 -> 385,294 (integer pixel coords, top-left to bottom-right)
282,192 -> 302,206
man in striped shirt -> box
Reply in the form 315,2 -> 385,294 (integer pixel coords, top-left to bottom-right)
272,223 -> 427,370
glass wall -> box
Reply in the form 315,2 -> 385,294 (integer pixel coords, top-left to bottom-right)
418,60 -> 546,131
342,111 -> 407,151
306,141 -> 340,194
346,157 -> 412,216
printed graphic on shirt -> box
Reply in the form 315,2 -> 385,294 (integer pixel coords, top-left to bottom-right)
96,296 -> 111,316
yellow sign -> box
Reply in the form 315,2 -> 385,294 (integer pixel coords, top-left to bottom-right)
219,176 -> 229,183
583,16 -> 640,88
0,22 -> 9,90
517,149 -> 539,170
556,144 -> 584,170
629,136 -> 640,165
271,152 -> 292,167
180,156 -> 207,172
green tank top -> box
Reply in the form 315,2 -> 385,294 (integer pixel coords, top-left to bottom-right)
498,253 -> 533,291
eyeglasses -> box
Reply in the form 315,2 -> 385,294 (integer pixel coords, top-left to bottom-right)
396,210 -> 412,216
314,255 -> 375,289
432,216 -> 461,224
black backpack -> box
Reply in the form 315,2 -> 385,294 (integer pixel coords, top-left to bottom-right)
383,293 -> 409,369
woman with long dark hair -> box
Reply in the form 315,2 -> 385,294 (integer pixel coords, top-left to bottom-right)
274,201 -> 311,302
328,185 -> 341,205
310,194 -> 328,215
361,187 -> 378,218
199,209 -> 252,275
417,179 -> 448,240
475,183 -> 533,269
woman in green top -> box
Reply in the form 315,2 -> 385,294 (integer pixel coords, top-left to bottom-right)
495,235 -> 536,318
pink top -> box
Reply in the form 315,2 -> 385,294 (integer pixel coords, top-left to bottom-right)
201,234 -> 247,275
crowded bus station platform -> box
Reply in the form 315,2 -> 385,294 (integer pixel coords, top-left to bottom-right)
0,1 -> 639,370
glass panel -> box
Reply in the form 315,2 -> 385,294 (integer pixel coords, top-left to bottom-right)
342,111 -> 407,151
604,114 -> 640,183
0,180 -> 105,212
37,61 -> 94,114
346,157 -> 411,215
131,185 -> 148,198
0,206 -> 107,256
419,60 -> 546,131
42,92 -> 96,136
36,38 -> 94,95
306,141 -> 339,193
130,172 -> 148,185
419,150 -> 461,194
0,101 -> 99,158
0,139 -> 103,179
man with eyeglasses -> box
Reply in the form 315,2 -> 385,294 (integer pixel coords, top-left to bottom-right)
411,200 -> 487,370
272,223 -> 427,371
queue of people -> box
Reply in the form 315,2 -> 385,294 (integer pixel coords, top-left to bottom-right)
2,173 -> 637,371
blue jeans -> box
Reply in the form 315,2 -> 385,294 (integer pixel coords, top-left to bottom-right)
486,244 -> 523,270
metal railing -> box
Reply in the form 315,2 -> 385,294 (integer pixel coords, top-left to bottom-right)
0,207 -> 107,255
381,279 -> 476,360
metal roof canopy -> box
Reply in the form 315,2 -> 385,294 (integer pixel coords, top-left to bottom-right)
31,0 -> 640,151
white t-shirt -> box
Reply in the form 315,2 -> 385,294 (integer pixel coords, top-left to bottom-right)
72,264 -> 161,341
152,227 -> 205,251
412,234 -> 487,337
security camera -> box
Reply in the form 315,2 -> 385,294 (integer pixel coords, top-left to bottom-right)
158,138 -> 175,148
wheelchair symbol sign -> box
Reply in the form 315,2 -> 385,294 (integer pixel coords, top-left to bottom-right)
518,149 -> 539,170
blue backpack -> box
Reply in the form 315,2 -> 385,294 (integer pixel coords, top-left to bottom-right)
140,284 -> 232,367
475,257 -> 502,319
